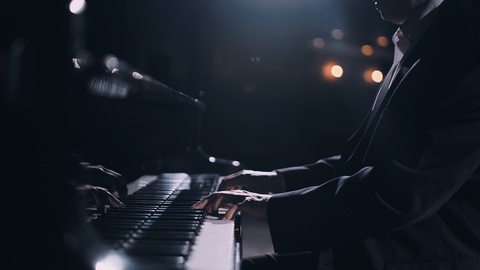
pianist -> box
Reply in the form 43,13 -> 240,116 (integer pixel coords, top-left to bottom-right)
193,0 -> 480,269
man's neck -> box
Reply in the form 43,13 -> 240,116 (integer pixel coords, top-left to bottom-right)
400,0 -> 445,44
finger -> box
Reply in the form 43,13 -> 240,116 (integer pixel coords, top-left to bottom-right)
212,194 -> 225,212
98,186 -> 126,208
91,189 -> 105,213
107,195 -> 126,208
109,176 -> 128,197
191,195 -> 212,209
218,175 -> 243,191
98,168 -> 128,197
206,194 -> 224,214
86,165 -> 127,193
222,204 -> 239,220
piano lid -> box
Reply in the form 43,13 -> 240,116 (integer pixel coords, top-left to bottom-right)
80,55 -> 204,109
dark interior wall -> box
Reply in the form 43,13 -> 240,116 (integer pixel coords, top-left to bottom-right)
84,0 -> 397,172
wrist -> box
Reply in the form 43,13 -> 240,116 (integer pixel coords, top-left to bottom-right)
272,170 -> 286,193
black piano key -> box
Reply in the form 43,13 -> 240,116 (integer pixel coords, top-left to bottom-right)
95,231 -> 133,240
149,215 -> 203,224
155,207 -> 207,214
143,220 -> 202,227
125,239 -> 190,247
132,231 -> 196,241
162,201 -> 199,206
140,223 -> 200,232
122,244 -> 190,257
110,207 -> 157,213
92,224 -> 140,231
127,255 -> 185,270
98,212 -> 151,219
91,221 -> 144,229
120,200 -> 167,206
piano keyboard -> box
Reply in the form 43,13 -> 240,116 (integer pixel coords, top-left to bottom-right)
87,173 -> 241,270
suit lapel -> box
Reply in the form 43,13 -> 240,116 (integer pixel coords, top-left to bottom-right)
338,0 -> 472,174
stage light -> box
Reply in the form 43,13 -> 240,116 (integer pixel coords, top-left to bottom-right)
363,69 -> 383,83
312,38 -> 325,49
94,252 -> 127,270
69,0 -> 86,14
322,62 -> 343,81
104,55 -> 119,71
361,45 -> 373,56
376,36 -> 389,47
371,70 -> 383,83
331,29 -> 344,40
132,72 -> 144,80
331,65 -> 343,78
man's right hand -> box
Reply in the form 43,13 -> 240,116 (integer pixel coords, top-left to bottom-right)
218,170 -> 286,194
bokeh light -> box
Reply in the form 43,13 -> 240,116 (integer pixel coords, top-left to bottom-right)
376,36 -> 389,47
312,38 -> 325,49
363,69 -> 383,83
331,29 -> 344,40
360,45 -> 374,56
69,0 -> 86,14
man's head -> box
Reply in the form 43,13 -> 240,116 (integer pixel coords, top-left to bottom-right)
373,0 -> 427,25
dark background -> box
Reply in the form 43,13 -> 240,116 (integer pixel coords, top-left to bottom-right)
83,0 -> 396,176
0,1 -> 396,267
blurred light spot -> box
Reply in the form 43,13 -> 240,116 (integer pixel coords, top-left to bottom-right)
312,38 -> 325,49
331,29 -> 344,40
208,157 -> 216,163
111,68 -> 119,74
250,57 -> 260,62
331,65 -> 343,78
132,72 -> 143,80
322,62 -> 342,81
361,45 -> 374,56
104,55 -> 119,70
95,252 -> 126,270
69,0 -> 86,14
376,36 -> 389,47
232,161 -> 241,167
72,58 -> 82,69
363,69 -> 383,83
372,70 -> 383,83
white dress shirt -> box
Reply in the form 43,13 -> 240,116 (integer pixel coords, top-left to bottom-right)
371,0 -> 445,113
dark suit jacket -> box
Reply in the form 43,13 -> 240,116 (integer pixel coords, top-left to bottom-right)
267,0 -> 480,269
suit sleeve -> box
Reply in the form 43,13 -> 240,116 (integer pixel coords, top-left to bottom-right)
275,155 -> 342,191
267,64 -> 480,254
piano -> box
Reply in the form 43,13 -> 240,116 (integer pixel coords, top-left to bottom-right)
85,173 -> 242,270
78,57 -> 243,270
2,2 -> 243,269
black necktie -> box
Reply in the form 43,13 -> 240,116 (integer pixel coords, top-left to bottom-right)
368,29 -> 410,126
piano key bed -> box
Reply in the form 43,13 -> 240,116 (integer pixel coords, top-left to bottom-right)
88,173 -> 241,270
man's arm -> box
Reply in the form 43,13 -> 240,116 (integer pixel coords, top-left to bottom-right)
268,65 -> 480,254
275,155 -> 342,191
217,155 -> 342,194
